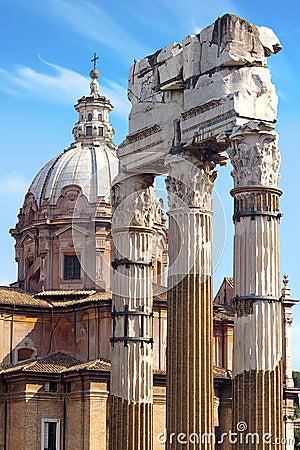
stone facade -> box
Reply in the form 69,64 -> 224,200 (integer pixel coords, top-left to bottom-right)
0,282 -> 234,450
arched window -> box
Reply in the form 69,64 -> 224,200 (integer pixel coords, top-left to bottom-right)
14,337 -> 37,363
88,113 -> 92,121
18,348 -> 35,362
98,113 -> 102,120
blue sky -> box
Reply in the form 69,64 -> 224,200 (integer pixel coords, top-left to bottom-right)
1,0 -> 300,366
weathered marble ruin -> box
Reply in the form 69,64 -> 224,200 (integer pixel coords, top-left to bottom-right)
110,13 -> 288,450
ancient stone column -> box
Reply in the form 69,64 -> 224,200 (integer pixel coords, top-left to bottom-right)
165,152 -> 225,449
109,173 -> 156,450
228,121 -> 284,449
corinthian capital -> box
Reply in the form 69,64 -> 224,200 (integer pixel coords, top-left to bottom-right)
111,173 -> 156,229
165,153 -> 219,211
227,120 -> 281,188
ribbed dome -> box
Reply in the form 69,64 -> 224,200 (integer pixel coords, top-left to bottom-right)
29,143 -> 119,207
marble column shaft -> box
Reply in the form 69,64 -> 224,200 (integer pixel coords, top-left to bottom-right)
228,121 -> 284,449
165,154 -> 219,450
109,173 -> 156,450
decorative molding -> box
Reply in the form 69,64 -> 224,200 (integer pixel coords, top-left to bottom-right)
227,121 -> 281,188
182,98 -> 225,120
119,124 -> 161,147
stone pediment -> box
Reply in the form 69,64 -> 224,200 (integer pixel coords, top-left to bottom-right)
20,231 -> 35,245
53,224 -> 90,238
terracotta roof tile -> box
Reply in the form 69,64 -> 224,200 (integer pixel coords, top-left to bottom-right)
0,363 -> 13,373
213,303 -> 235,320
35,290 -> 96,298
225,277 -> 234,288
0,288 -> 50,307
153,284 -> 168,300
50,292 -> 112,307
214,366 -> 232,378
3,352 -> 82,374
64,359 -> 111,372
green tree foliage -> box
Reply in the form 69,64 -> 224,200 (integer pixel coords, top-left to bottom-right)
293,371 -> 300,389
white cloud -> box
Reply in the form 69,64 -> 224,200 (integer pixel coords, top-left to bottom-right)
28,0 -> 150,62
160,0 -> 240,31
0,59 -> 130,119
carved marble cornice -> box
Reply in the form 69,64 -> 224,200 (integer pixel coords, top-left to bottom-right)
165,153 -> 219,211
227,120 -> 281,188
111,174 -> 156,229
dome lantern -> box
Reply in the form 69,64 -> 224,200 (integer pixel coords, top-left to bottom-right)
72,53 -> 115,144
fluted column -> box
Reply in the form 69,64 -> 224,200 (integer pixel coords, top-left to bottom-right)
165,152 -> 226,449
109,173 -> 156,450
228,121 -> 284,449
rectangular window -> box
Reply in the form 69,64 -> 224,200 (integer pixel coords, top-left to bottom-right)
41,419 -> 60,450
86,125 -> 92,136
98,127 -> 103,136
64,255 -> 81,280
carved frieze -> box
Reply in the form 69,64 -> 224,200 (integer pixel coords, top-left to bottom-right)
227,121 -> 281,188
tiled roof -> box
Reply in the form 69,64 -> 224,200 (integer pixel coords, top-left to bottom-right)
50,291 -> 112,307
1,353 -> 231,380
64,359 -> 111,372
213,303 -> 235,320
3,352 -> 82,374
224,277 -> 234,289
35,290 -> 96,298
153,284 -> 167,300
214,366 -> 232,378
0,363 -> 12,373
0,288 -> 50,307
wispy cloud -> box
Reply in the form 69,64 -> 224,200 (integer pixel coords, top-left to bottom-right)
0,58 -> 130,118
159,0 -> 240,32
26,0 -> 150,62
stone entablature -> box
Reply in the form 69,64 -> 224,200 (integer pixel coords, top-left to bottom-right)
118,14 -> 281,174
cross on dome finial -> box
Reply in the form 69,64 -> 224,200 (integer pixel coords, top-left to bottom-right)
89,52 -> 100,96
91,52 -> 99,70
90,52 -> 100,81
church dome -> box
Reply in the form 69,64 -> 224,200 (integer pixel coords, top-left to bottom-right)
28,64 -> 119,207
29,143 -> 118,207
